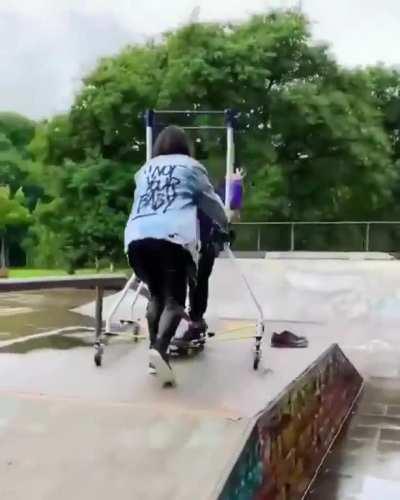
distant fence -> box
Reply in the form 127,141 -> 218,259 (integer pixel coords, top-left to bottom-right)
232,222 -> 400,253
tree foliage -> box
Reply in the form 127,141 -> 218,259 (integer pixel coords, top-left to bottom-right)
0,186 -> 30,268
3,10 -> 400,266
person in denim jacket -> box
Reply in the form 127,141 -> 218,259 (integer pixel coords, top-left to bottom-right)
125,125 -> 228,385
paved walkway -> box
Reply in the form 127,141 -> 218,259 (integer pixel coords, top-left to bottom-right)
309,377 -> 400,499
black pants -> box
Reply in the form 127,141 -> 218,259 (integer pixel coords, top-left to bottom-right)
189,242 -> 216,322
128,238 -> 193,354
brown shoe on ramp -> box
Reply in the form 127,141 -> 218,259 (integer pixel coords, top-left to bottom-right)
271,330 -> 308,348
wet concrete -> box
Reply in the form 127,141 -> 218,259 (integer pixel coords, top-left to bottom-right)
76,257 -> 400,499
0,333 -> 89,354
308,377 -> 400,499
77,258 -> 400,379
2,258 -> 400,499
0,327 -> 331,415
0,321 -> 335,500
0,289 -> 96,342
0,393 -> 249,500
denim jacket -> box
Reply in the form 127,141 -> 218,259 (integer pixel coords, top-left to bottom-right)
124,154 -> 228,261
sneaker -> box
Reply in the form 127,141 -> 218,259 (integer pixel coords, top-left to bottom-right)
149,348 -> 175,386
271,330 -> 308,348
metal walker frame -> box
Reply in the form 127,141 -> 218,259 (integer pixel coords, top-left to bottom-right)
94,109 -> 265,369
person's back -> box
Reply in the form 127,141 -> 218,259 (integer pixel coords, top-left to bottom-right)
124,125 -> 227,386
125,153 -> 212,258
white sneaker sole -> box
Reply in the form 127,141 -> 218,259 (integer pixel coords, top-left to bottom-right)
149,349 -> 175,386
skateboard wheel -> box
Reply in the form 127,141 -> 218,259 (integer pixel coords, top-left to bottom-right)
94,352 -> 102,367
253,357 -> 259,370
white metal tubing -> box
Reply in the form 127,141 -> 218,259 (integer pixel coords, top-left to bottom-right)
226,247 -> 264,324
145,109 -> 154,161
181,125 -> 226,130
225,125 -> 234,219
105,274 -> 141,333
154,110 -> 225,115
232,221 -> 400,225
129,280 -> 145,322
146,126 -> 153,161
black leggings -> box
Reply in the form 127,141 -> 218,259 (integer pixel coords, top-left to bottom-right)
128,239 -> 193,353
189,243 -> 216,322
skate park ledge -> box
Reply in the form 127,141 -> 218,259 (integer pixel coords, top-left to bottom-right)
222,251 -> 395,260
215,343 -> 363,500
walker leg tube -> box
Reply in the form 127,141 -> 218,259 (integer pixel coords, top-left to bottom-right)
130,281 -> 145,326
225,246 -> 266,370
95,286 -> 104,340
225,109 -> 235,221
226,247 -> 264,323
94,286 -> 105,366
145,109 -> 154,162
105,273 -> 138,333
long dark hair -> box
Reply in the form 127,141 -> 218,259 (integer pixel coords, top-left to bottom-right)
152,125 -> 193,157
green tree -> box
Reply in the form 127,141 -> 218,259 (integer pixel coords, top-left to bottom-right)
65,13 -> 333,163
62,11 -> 340,224
27,156 -> 133,271
29,114 -> 78,165
364,66 -> 400,161
0,112 -> 35,152
269,80 -> 395,220
0,116 -> 46,266
0,186 -> 30,270
25,10 -> 400,257
69,43 -> 164,162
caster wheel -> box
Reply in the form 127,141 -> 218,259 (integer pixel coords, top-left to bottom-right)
132,323 -> 140,342
94,342 -> 104,367
253,355 -> 260,371
94,352 -> 102,367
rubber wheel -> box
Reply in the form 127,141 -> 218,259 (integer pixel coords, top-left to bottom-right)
132,324 -> 140,341
94,353 -> 102,367
253,356 -> 260,371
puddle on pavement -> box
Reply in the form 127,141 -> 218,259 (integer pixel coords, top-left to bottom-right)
0,289 -> 99,341
0,333 -> 91,354
308,377 -> 400,499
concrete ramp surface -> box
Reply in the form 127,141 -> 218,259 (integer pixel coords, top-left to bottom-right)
0,328 -> 348,500
3,256 -> 400,498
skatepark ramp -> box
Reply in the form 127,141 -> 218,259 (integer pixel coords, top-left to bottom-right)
0,330 -> 362,500
0,256 -> 374,499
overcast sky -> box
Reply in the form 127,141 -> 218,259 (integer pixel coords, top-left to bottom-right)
0,0 -> 399,119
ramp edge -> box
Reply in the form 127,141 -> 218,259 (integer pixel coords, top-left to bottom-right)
214,343 -> 363,500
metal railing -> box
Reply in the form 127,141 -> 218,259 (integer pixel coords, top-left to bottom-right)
231,221 -> 400,253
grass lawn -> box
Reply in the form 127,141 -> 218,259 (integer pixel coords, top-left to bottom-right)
9,268 -> 129,278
